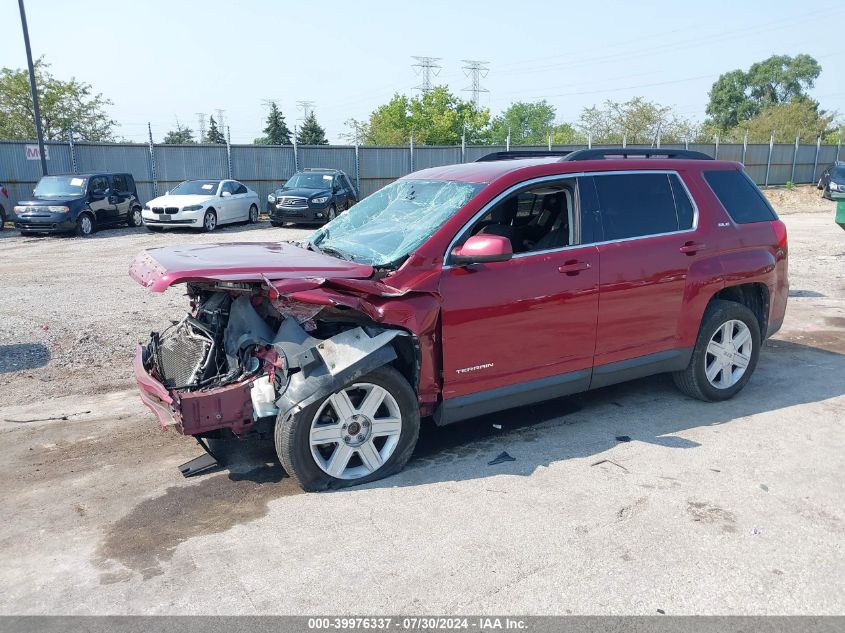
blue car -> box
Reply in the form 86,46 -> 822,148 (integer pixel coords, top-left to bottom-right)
14,173 -> 143,236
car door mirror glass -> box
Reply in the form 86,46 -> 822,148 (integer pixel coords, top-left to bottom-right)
450,234 -> 513,266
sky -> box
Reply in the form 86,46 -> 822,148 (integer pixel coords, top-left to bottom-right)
2,0 -> 844,144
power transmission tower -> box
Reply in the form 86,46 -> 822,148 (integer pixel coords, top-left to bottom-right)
215,109 -> 226,131
461,60 -> 490,103
296,101 -> 315,120
196,112 -> 206,140
411,56 -> 442,93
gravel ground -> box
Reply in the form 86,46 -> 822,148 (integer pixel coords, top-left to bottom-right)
0,186 -> 843,615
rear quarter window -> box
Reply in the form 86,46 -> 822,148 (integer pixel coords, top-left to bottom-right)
703,170 -> 777,224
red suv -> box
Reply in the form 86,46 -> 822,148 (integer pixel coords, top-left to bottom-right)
130,148 -> 789,491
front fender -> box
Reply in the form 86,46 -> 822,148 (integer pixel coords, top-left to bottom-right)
275,327 -> 402,420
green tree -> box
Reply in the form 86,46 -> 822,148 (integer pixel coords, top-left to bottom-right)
740,99 -> 835,143
255,101 -> 291,144
339,118 -> 370,144
551,122 -> 582,144
0,58 -> 116,141
706,54 -> 821,131
296,112 -> 328,144
162,120 -> 195,144
204,115 -> 226,144
365,86 -> 490,145
577,97 -> 695,144
490,100 -> 557,144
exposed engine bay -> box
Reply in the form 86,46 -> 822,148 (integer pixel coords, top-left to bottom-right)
140,281 -> 411,438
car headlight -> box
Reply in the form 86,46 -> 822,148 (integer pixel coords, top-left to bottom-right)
831,183 -> 840,191
312,196 -> 330,204
47,206 -> 69,213
143,203 -> 150,210
268,194 -> 276,203
14,206 -> 26,213
182,204 -> 204,212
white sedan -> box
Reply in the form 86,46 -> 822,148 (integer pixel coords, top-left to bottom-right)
142,179 -> 260,232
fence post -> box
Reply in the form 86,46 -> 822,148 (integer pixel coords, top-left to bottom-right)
684,136 -> 689,150
790,132 -> 799,183
147,122 -> 158,198
225,127 -> 232,179
293,137 -> 299,172
588,131 -> 592,149
837,137 -> 842,162
547,132 -> 551,151
812,135 -> 821,183
462,130 -> 466,163
742,130 -> 748,165
354,143 -> 360,194
714,134 -> 719,159
622,133 -> 627,149
764,131 -> 774,187
506,128 -> 510,152
68,128 -> 77,173
409,132 -> 414,173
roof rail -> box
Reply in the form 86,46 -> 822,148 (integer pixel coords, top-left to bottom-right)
475,150 -> 573,162
561,148 -> 714,161
302,167 -> 338,172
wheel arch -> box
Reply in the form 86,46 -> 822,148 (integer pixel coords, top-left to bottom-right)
709,282 -> 770,337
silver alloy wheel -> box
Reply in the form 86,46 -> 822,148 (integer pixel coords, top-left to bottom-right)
250,206 -> 258,223
309,382 -> 403,480
132,208 -> 143,226
80,215 -> 93,235
204,211 -> 216,231
705,319 -> 752,389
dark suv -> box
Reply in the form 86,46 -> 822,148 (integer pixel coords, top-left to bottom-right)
14,173 -> 143,236
131,148 -> 788,491
267,168 -> 357,226
817,161 -> 845,200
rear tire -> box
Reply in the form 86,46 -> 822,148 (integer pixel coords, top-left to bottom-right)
128,206 -> 144,227
75,212 -> 95,237
0,206 -> 6,231
275,365 -> 420,492
672,300 -> 761,402
270,221 -> 283,227
248,205 -> 259,224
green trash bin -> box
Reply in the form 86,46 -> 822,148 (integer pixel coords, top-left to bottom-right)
837,200 -> 845,231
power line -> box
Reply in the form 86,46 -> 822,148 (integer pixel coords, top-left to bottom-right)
461,60 -> 489,104
296,100 -> 315,120
411,56 -> 442,93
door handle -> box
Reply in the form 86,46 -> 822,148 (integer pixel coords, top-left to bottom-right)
557,260 -> 591,275
679,241 -> 707,255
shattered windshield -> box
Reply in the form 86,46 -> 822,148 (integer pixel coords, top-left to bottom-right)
310,179 -> 484,267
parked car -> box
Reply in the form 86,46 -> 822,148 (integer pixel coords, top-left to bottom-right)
14,173 -> 142,236
817,161 -> 845,200
130,148 -> 789,491
142,179 -> 259,232
0,182 -> 9,231
267,168 -> 357,226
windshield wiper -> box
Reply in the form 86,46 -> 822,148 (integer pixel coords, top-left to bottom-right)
319,245 -> 354,261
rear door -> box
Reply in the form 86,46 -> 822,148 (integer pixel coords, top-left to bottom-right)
234,182 -> 251,219
110,174 -> 131,219
438,176 -> 599,419
588,171 -> 702,373
219,181 -> 238,222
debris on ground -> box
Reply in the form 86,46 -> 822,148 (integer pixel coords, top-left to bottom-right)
590,459 -> 629,472
4,410 -> 92,424
488,451 -> 516,466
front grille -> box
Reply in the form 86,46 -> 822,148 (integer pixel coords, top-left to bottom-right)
151,206 -> 180,214
154,319 -> 214,389
279,196 -> 307,206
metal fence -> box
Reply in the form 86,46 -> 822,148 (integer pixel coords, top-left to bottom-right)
1,139 -> 842,207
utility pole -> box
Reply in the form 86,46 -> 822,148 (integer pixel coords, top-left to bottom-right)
461,60 -> 489,104
411,56 -> 442,93
17,0 -> 47,175
196,112 -> 207,141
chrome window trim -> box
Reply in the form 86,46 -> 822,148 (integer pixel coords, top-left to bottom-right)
442,169 -> 700,267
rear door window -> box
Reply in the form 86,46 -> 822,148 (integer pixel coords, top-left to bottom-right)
111,174 -> 126,192
703,170 -> 777,224
592,173 -> 684,240
235,183 -> 248,194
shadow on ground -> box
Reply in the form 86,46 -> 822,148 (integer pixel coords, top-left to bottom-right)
0,343 -> 50,374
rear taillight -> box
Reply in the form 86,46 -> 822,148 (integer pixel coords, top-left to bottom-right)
771,219 -> 788,250
0,187 -> 8,199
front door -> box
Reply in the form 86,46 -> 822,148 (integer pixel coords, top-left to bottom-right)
437,177 -> 599,423
87,175 -> 115,223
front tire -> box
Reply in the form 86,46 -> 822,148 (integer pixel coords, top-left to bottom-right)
270,220 -> 283,227
327,205 -> 337,222
275,365 -> 420,492
202,209 -> 217,232
672,300 -> 761,402
0,206 -> 6,231
75,212 -> 95,237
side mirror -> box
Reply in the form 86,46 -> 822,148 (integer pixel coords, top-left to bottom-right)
332,185 -> 339,193
450,234 -> 513,266
221,191 -> 232,198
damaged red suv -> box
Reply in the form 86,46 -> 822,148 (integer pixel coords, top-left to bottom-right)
130,148 -> 789,491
